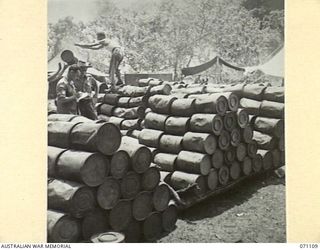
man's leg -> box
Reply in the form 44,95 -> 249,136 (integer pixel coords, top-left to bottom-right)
109,53 -> 116,91
113,48 -> 124,85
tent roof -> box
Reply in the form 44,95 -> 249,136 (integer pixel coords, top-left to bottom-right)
245,46 -> 284,78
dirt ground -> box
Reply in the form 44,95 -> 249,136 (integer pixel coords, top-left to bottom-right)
158,172 -> 286,243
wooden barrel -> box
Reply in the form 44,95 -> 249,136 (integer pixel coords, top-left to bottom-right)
254,117 -> 284,138
48,114 -> 77,122
117,85 -> 149,97
241,126 -> 253,143
253,131 -> 276,150
190,113 -> 223,135
230,161 -> 241,180
115,97 -> 129,108
223,111 -> 237,132
109,199 -> 132,231
107,116 -> 125,128
99,104 -> 115,116
56,150 -> 108,187
113,107 -> 145,119
239,98 -> 261,115
236,143 -> 247,161
224,147 -> 235,166
241,156 -> 252,176
120,119 -> 141,130
260,100 -> 284,119
90,232 -> 125,243
159,134 -> 183,154
144,112 -> 169,131
165,116 -> 190,135
142,166 -> 160,191
138,129 -> 164,148
103,93 -> 120,105
118,136 -> 152,173
207,168 -> 218,190
82,209 -> 109,240
182,132 -> 217,154
128,96 -> 144,108
154,153 -> 177,172
152,183 -> 171,212
230,128 -> 241,147
127,129 -> 141,139
149,84 -> 172,95
237,108 -> 249,128
176,151 -> 211,175
120,171 -> 141,199
262,86 -> 284,103
48,179 -> 96,218
143,212 -> 163,241
171,98 -> 196,116
278,135 -> 285,151
148,95 -> 177,114
132,191 -> 153,221
221,92 -> 239,111
48,121 -> 79,148
242,84 -> 267,101
123,219 -> 141,243
162,202 -> 178,232
47,210 -> 81,243
138,78 -> 153,86
169,171 -> 206,195
70,122 -> 121,156
257,150 -> 273,170
280,151 -> 285,166
193,94 -> 228,115
252,154 -> 263,173
218,166 -> 229,186
218,130 -> 231,151
247,141 -> 258,158
272,149 -> 281,168
110,150 -> 130,179
211,149 -> 224,169
48,146 -> 67,177
97,177 -> 121,209
97,114 -> 111,122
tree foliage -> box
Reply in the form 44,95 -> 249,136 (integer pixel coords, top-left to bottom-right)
48,0 -> 284,78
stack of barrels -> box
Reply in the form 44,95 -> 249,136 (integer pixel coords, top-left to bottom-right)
47,114 -> 177,243
238,85 -> 285,169
95,79 -> 172,133
123,80 -> 285,204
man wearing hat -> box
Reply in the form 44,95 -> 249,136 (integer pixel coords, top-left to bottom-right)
56,64 -> 97,120
75,61 -> 98,120
75,32 -> 124,91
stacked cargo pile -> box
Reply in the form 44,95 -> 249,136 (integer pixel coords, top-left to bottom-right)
204,83 -> 285,169
95,79 -> 172,133
47,114 -> 178,243
125,80 -> 284,208
238,85 -> 285,169
128,92 -> 251,205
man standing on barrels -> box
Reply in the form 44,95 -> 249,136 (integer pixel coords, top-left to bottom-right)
75,32 -> 124,91
56,64 -> 98,120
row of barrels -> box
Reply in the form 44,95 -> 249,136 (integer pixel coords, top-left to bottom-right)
127,86 -> 284,202
47,115 -> 178,242
95,82 -> 173,131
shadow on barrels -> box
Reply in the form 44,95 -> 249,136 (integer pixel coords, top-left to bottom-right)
179,172 -> 285,221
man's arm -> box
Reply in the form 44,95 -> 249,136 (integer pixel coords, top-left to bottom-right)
56,82 -> 77,103
74,40 -> 105,50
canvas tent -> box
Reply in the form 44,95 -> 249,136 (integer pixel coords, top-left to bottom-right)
244,46 -> 284,78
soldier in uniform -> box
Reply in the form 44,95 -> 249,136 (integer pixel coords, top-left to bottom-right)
75,32 -> 124,91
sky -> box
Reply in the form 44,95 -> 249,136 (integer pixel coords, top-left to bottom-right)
48,0 -> 160,24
